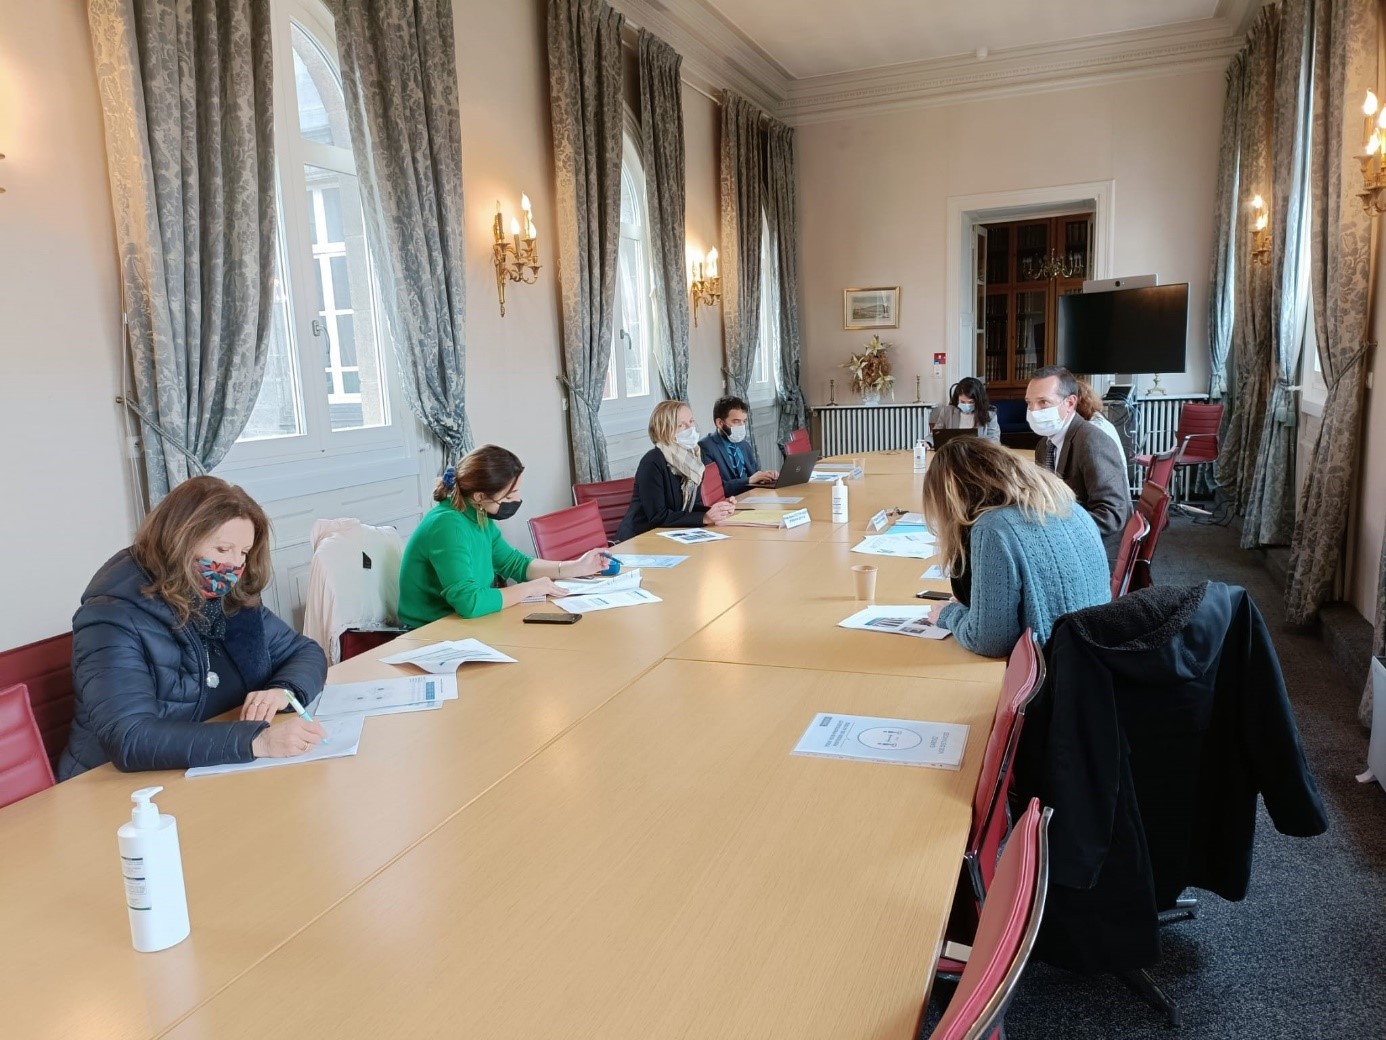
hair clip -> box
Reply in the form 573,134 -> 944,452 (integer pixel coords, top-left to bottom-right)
442,466 -> 456,491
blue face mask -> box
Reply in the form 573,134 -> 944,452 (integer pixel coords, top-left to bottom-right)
958,402 -> 976,414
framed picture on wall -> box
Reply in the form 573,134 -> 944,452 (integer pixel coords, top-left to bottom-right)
843,287 -> 900,330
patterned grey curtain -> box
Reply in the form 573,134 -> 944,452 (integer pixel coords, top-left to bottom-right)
332,0 -> 474,460
1216,8 -> 1279,515
765,119 -> 807,445
88,0 -> 277,507
1208,54 -> 1245,402
720,93 -> 765,405
549,0 -> 624,483
1287,0 -> 1379,624
638,30 -> 690,403
1243,0 -> 1314,548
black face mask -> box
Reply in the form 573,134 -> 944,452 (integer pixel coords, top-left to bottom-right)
490,499 -> 522,521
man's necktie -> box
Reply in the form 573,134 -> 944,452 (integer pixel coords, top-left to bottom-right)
1045,441 -> 1058,472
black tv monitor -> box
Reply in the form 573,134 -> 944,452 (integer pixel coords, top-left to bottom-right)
1057,283 -> 1189,375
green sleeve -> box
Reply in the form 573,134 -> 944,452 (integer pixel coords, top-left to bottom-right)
427,513 -> 504,618
490,523 -> 534,584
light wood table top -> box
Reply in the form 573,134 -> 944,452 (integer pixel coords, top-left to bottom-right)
164,659 -> 999,1040
668,540 -> 999,682
0,643 -> 650,1040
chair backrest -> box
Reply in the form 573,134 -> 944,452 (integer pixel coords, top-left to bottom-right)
0,633 -> 75,771
573,478 -> 637,544
528,501 -> 608,561
1174,402 -> 1224,464
929,800 -> 1052,1040
700,463 -> 726,506
1130,482 -> 1171,593
1110,512 -> 1152,599
302,519 -> 405,664
0,683 -> 56,808
783,428 -> 812,456
967,631 -> 1045,900
1145,450 -> 1177,492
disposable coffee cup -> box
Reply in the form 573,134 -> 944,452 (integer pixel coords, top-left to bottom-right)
853,564 -> 878,601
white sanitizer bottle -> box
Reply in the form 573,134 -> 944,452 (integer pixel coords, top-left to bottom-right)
913,438 -> 929,473
831,477 -> 849,523
117,786 -> 191,953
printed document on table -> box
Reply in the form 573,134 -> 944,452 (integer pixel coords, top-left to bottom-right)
554,588 -> 662,613
851,532 -> 938,559
186,715 -> 365,777
313,674 -> 459,717
380,639 -> 517,673
737,495 -> 804,506
838,604 -> 952,640
808,471 -> 843,483
920,564 -> 947,580
896,512 -> 928,525
611,554 -> 687,568
793,712 -> 968,769
556,569 -> 644,595
658,529 -> 729,544
718,509 -> 790,527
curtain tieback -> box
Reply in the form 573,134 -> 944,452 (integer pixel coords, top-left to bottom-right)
116,395 -> 206,474
557,375 -> 602,414
1325,342 -> 1373,394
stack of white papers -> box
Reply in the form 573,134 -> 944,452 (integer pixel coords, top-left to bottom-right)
838,605 -> 952,640
792,712 -> 969,769
611,554 -> 687,568
186,715 -> 366,777
554,587 -> 662,614
658,529 -> 729,544
380,639 -> 517,673
313,674 -> 458,717
737,495 -> 804,506
555,569 -> 643,595
851,532 -> 938,559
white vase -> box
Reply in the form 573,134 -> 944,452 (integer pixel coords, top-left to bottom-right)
862,389 -> 882,406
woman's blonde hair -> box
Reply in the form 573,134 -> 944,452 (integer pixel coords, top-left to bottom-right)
131,475 -> 272,624
921,438 -> 1076,577
648,399 -> 690,445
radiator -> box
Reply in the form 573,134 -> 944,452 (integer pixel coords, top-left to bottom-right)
811,404 -> 932,457
1106,393 -> 1210,496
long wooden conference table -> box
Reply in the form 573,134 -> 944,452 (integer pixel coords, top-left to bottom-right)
0,452 -> 1007,1040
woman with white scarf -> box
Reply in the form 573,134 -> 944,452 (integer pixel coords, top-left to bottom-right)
616,401 -> 737,540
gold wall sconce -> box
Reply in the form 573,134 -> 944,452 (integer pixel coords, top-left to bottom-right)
0,152 -> 7,195
689,248 -> 720,327
493,194 -> 540,316
1358,91 -> 1386,214
1249,194 -> 1270,266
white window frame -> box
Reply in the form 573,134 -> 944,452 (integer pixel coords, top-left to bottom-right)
600,116 -> 665,438
215,0 -> 418,502
749,209 -> 777,407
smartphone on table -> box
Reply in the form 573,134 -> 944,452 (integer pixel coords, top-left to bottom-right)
915,590 -> 952,601
523,612 -> 582,624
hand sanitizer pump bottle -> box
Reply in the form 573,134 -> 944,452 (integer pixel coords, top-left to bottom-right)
831,477 -> 849,523
117,786 -> 190,952
913,438 -> 929,473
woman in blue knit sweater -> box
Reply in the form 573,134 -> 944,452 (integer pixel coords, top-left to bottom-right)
923,437 -> 1110,657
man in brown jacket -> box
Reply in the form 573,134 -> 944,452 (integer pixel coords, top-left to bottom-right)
1026,366 -> 1133,564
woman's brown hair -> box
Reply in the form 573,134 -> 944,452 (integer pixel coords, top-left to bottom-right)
921,437 -> 1075,577
434,445 -> 525,523
1074,379 -> 1104,421
132,475 -> 272,624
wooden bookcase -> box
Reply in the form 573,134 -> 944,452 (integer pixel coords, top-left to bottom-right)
978,214 -> 1092,394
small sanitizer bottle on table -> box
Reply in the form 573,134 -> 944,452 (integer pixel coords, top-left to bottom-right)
117,786 -> 190,952
831,477 -> 849,523
914,438 -> 929,473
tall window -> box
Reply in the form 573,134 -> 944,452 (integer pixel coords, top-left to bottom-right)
751,212 -> 777,404
602,127 -> 662,418
227,0 -> 403,473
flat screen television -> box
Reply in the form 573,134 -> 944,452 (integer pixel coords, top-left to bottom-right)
1057,283 -> 1189,375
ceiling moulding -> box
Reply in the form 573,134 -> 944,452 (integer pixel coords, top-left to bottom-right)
609,0 -> 790,115
781,19 -> 1242,126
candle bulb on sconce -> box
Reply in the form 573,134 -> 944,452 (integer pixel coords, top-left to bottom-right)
1357,90 -> 1386,214
1249,194 -> 1271,266
690,248 -> 722,327
493,195 -> 542,316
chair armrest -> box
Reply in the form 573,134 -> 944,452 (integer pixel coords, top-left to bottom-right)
1174,433 -> 1218,464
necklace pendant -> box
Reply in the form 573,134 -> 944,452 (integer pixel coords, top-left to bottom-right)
207,670 -> 220,689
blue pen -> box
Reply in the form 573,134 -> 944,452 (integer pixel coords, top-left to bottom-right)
599,551 -> 621,576
283,690 -> 329,745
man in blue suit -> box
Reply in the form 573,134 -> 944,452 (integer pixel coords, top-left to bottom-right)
699,395 -> 779,497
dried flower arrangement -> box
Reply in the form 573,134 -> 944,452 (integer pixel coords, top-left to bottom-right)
843,335 -> 895,398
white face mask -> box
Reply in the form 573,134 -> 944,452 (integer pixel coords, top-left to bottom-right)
675,426 -> 700,450
1027,406 -> 1066,438
957,402 -> 975,415
725,423 -> 749,444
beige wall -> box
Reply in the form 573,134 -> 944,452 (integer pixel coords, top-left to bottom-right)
1351,242 -> 1386,621
0,0 -> 136,649
795,69 -> 1226,404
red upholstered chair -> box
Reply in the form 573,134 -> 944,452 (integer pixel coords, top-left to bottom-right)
1134,402 -> 1223,512
926,799 -> 1053,1040
699,463 -> 726,507
783,428 -> 812,456
0,683 -> 56,808
1142,450 -> 1177,493
1110,512 -> 1151,599
573,478 -> 636,545
1129,482 -> 1171,593
528,501 -> 608,561
0,632 -> 75,772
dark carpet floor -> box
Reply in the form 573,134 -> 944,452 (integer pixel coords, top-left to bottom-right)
926,516 -> 1386,1039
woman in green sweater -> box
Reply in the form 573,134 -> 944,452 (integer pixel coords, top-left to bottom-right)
398,445 -> 606,626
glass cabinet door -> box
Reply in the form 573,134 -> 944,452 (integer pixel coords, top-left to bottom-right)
1015,290 -> 1049,383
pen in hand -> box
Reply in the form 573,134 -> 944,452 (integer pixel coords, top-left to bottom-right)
282,690 -> 329,745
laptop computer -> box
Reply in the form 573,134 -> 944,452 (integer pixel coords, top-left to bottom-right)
768,451 -> 821,489
931,427 -> 979,451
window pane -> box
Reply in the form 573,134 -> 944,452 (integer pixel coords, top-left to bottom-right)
619,167 -> 639,228
619,240 -> 648,398
304,163 -> 388,431
291,23 -> 348,146
238,260 -> 305,441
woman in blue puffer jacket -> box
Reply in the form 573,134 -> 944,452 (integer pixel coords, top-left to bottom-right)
59,476 -> 329,779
